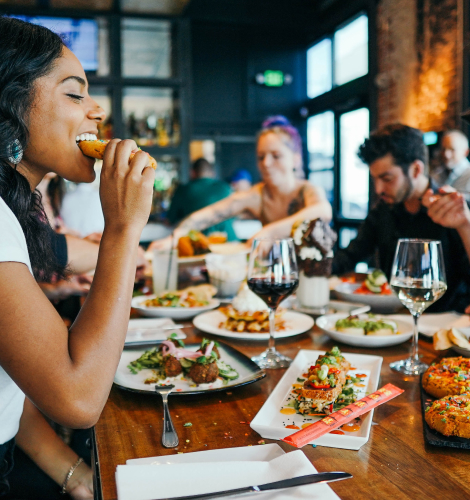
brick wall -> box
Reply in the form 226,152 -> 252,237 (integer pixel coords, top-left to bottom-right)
376,0 -> 462,132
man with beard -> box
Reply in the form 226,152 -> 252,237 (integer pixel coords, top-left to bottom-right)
332,123 -> 470,312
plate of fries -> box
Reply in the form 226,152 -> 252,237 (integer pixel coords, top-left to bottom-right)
193,307 -> 314,340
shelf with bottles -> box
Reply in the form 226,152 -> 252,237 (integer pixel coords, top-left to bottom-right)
149,156 -> 180,221
123,87 -> 181,148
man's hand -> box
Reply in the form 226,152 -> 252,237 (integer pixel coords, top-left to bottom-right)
422,187 -> 470,230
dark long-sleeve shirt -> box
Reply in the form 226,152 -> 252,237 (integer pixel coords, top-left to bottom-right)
332,200 -> 470,312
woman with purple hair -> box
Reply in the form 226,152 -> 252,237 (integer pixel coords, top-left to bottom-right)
151,116 -> 331,247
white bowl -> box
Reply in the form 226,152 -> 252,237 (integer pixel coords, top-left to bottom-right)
333,282 -> 402,313
316,312 -> 413,347
131,296 -> 219,320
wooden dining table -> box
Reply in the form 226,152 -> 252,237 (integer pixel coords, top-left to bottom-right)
92,318 -> 470,500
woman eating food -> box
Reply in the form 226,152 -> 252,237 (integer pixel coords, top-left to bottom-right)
149,116 -> 332,250
0,17 -> 155,497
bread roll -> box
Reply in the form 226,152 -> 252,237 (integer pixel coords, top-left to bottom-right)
448,328 -> 470,349
433,329 -> 453,350
78,139 -> 157,170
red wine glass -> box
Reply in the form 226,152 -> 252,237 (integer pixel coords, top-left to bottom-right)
247,238 -> 299,369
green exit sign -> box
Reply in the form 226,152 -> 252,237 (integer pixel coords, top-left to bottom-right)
264,70 -> 284,87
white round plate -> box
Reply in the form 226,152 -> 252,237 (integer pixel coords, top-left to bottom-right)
193,310 -> 314,340
131,296 -> 220,320
334,282 -> 402,313
316,312 -> 413,347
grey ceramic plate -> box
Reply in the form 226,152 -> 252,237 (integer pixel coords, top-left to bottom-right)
114,341 -> 265,396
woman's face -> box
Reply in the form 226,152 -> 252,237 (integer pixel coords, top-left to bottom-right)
257,132 -> 299,188
23,47 -> 105,185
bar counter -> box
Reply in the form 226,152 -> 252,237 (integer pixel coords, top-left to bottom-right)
93,323 -> 470,500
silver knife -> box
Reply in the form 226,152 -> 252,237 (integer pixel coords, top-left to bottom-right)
154,472 -> 352,500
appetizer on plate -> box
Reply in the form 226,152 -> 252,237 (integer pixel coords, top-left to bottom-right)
284,347 -> 367,415
218,283 -> 286,333
422,357 -> 470,398
425,393 -> 470,439
335,314 -> 398,336
143,284 -> 216,308
354,269 -> 392,295
178,230 -> 211,257
128,336 -> 239,386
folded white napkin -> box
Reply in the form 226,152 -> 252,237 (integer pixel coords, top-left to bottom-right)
125,318 -> 186,345
116,447 -> 340,500
388,312 -> 466,337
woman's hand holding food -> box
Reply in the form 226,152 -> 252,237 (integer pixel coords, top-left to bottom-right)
99,139 -> 155,236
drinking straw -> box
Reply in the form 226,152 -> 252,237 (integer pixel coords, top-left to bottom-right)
165,232 -> 176,291
281,383 -> 404,448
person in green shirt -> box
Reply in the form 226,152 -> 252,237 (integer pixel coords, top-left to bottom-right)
167,158 -> 237,240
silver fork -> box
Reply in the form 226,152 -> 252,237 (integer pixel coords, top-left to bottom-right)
154,384 -> 179,448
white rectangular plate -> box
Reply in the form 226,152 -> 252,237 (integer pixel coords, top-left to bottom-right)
125,318 -> 186,346
250,350 -> 382,450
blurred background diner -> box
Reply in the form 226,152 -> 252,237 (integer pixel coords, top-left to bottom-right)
3,0 -> 469,266
1,0 -> 469,314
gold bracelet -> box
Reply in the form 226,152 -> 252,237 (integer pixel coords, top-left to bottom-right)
61,457 -> 84,494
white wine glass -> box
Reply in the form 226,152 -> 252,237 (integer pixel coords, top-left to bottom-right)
247,238 -> 299,369
390,239 -> 447,375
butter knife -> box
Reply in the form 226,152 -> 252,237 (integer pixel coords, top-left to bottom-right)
154,472 -> 352,500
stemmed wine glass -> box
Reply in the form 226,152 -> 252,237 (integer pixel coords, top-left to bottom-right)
247,238 -> 299,369
390,239 -> 447,375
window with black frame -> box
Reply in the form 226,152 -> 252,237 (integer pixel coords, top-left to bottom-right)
305,13 -> 371,249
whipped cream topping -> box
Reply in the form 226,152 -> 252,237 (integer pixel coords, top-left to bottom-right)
232,283 -> 268,312
75,133 -> 98,143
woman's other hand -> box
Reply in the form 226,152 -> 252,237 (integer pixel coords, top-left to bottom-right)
100,139 -> 155,235
66,462 -> 93,500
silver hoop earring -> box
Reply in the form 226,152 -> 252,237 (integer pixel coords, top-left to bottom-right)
7,139 -> 23,165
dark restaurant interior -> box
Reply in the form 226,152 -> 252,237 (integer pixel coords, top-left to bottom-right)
1,0 -> 470,499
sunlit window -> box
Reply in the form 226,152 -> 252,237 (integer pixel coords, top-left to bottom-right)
306,14 -> 368,99
307,111 -> 335,202
339,107 -> 370,219
334,14 -> 368,86
307,39 -> 332,99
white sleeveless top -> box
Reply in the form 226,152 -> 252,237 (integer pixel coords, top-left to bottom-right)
0,196 -> 31,444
